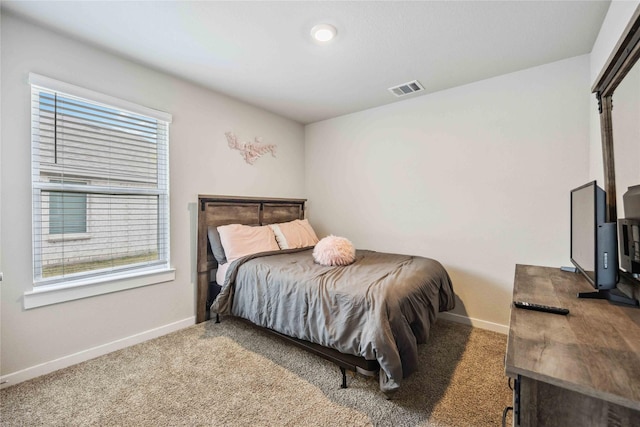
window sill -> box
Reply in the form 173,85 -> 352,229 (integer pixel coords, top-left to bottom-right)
47,233 -> 91,243
24,267 -> 176,309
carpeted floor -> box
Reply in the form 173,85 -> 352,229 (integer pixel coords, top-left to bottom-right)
1,318 -> 512,426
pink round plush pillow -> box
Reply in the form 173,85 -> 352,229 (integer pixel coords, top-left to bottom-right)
312,235 -> 356,266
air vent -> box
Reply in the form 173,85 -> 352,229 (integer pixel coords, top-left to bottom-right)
388,80 -> 424,97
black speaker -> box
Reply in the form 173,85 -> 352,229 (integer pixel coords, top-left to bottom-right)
597,222 -> 619,288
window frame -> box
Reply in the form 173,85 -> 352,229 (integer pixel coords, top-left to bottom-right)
26,73 -> 174,308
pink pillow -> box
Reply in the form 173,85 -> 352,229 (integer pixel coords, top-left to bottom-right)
269,219 -> 319,249
217,224 -> 280,262
312,235 -> 356,266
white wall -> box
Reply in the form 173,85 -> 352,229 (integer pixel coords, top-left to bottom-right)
305,55 -> 591,329
0,13 -> 305,381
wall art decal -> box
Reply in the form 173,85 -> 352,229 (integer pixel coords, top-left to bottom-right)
225,132 -> 277,165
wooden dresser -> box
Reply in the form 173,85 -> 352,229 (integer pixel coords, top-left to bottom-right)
505,265 -> 640,426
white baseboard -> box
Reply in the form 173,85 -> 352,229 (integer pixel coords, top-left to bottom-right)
0,316 -> 195,389
438,311 -> 509,335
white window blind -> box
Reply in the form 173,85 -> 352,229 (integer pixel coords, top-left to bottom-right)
30,75 -> 171,286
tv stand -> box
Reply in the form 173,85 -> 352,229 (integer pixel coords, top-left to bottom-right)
577,288 -> 640,307
506,265 -> 640,426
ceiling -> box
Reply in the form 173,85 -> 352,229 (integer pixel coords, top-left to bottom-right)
2,1 -> 611,124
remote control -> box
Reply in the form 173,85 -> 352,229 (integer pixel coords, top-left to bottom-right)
513,301 -> 569,315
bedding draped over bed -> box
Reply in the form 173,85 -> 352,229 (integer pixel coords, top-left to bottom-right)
211,248 -> 455,393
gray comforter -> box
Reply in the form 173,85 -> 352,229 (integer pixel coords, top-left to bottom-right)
211,248 -> 455,392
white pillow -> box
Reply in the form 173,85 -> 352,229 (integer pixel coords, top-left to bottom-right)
216,262 -> 230,285
269,219 -> 319,249
216,224 -> 280,262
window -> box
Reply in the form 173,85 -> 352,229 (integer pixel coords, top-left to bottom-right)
49,180 -> 87,235
30,74 -> 171,287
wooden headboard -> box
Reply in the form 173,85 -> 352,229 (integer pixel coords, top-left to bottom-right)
196,195 -> 307,323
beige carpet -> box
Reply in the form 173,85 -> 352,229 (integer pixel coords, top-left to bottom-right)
1,318 -> 512,426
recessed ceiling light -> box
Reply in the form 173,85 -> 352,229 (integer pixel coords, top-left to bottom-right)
311,24 -> 337,42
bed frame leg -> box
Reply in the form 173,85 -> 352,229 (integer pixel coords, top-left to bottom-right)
215,313 -> 220,324
340,367 -> 347,389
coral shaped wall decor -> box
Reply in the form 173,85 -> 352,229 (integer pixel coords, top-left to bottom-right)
225,132 -> 277,165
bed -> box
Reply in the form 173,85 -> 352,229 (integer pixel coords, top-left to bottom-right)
196,195 -> 455,393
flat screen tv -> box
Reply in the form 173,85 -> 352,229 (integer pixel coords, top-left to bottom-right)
570,181 -> 638,306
